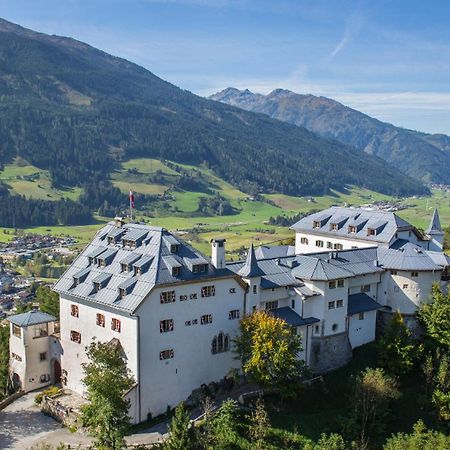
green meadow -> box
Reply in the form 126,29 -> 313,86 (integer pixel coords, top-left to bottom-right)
1,157 -> 448,256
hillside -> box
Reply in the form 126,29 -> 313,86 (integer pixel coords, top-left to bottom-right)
0,18 -> 429,228
210,88 -> 450,185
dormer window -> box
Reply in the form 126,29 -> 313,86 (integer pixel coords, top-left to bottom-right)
172,266 -> 181,277
367,228 -> 376,236
170,244 -> 180,253
348,225 -> 357,234
121,263 -> 129,273
330,223 -> 338,231
93,282 -> 101,293
313,220 -> 321,229
193,264 -> 207,274
119,287 -> 126,299
107,236 -> 115,245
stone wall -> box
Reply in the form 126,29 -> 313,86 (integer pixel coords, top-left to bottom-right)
376,310 -> 422,339
310,332 -> 352,373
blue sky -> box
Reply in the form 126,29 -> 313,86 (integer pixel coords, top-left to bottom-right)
1,0 -> 450,134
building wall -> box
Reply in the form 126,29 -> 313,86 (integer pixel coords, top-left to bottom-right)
295,232 -> 376,254
59,296 -> 138,407
348,310 -> 377,348
136,277 -> 245,420
382,270 -> 441,314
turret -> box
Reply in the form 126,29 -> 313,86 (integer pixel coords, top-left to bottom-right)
239,243 -> 264,314
426,208 -> 444,252
211,238 -> 226,269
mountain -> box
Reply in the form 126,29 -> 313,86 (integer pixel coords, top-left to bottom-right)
210,88 -> 450,185
0,19 -> 427,227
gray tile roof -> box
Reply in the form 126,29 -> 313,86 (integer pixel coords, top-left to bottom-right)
254,245 -> 295,260
269,307 -> 319,326
53,222 -> 238,313
238,243 -> 265,278
427,208 -> 444,235
290,207 -> 416,244
8,310 -> 57,327
347,293 -> 382,315
377,242 -> 443,271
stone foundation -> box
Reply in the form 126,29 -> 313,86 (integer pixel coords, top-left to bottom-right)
310,332 -> 352,374
376,310 -> 423,339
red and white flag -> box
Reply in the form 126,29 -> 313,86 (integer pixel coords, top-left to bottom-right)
129,190 -> 135,208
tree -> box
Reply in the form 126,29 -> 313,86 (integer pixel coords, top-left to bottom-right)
313,433 -> 347,450
233,311 -> 306,396
0,324 -> 10,400
351,368 -> 400,449
35,285 -> 60,318
212,399 -> 240,448
248,398 -> 270,449
163,402 -> 195,450
81,339 -> 135,450
384,420 -> 450,449
378,311 -> 416,376
418,284 -> 450,348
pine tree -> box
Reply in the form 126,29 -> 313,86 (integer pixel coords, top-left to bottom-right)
163,402 -> 194,450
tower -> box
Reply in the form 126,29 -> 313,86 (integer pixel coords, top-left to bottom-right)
211,238 -> 226,269
426,208 -> 444,252
238,243 -> 264,314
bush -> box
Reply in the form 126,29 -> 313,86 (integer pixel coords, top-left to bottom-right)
34,386 -> 62,404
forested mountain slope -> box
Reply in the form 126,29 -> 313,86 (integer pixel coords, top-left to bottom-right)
0,19 -> 428,226
210,88 -> 450,185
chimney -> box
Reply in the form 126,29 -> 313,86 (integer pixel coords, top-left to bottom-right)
114,216 -> 125,228
211,239 -> 226,269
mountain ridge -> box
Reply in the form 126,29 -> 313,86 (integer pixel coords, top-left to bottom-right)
210,87 -> 450,184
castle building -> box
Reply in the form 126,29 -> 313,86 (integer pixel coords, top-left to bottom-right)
6,208 -> 449,422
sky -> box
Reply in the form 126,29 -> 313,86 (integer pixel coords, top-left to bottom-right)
1,0 -> 450,134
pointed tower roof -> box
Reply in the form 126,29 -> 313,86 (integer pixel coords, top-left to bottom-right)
239,243 -> 264,278
427,208 -> 444,235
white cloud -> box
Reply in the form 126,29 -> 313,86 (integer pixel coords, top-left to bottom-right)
329,10 -> 365,59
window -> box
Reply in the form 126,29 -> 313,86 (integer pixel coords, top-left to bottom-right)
336,300 -> 344,308
332,323 -> 338,332
111,318 -> 121,333
96,313 -> 105,327
361,284 -> 371,293
70,330 -> 81,344
172,266 -> 181,277
119,288 -> 126,299
201,314 -> 213,325
159,349 -> 174,360
193,264 -> 207,274
314,325 -> 320,335
300,237 -> 309,245
190,293 -> 198,300
348,225 -> 357,233
39,352 -> 47,362
229,288 -> 236,294
192,319 -> 198,325
291,299 -> 295,309
334,243 -> 343,250
71,304 -> 79,318
34,324 -> 48,338
160,319 -> 174,333
367,228 -> 376,236
40,374 -> 50,383
329,281 -> 336,289
327,241 -> 333,249
411,272 -> 418,277
403,284 -> 409,290
229,309 -> 240,320
12,324 -> 21,338
201,285 -> 215,298
160,291 -> 176,304
11,352 -> 22,362
313,220 -> 321,229
253,285 -> 257,294
211,332 -> 230,354
185,320 -> 192,326
170,244 -> 180,253
93,282 -> 101,293
315,240 -> 324,248
328,301 -> 336,310
121,263 -> 129,273
265,300 -> 279,310
337,279 -> 344,288
390,270 -> 397,275
358,312 -> 365,320
180,294 -> 188,301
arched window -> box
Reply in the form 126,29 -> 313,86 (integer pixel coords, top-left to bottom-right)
211,332 -> 230,355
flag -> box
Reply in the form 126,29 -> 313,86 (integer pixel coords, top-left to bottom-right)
129,190 -> 135,208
